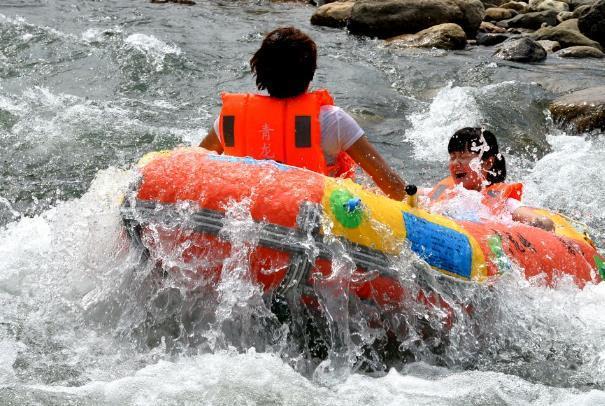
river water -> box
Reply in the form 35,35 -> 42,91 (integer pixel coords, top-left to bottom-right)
1,0 -> 605,404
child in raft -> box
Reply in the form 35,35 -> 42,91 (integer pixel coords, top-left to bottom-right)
421,127 -> 554,231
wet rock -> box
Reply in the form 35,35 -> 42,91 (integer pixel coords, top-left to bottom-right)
499,10 -> 558,29
537,39 -> 562,51
531,25 -> 602,48
348,0 -> 485,39
485,7 -> 518,20
477,32 -> 511,45
480,21 -> 508,32
557,17 -> 579,31
556,44 -> 605,56
578,0 -> 605,46
386,23 -> 467,49
529,0 -> 570,12
150,0 -> 195,4
500,1 -> 531,12
311,1 -> 355,28
572,4 -> 591,18
549,86 -> 605,132
494,37 -> 548,61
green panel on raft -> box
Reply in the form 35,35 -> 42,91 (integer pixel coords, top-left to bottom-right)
595,255 -> 605,280
488,234 -> 511,274
329,189 -> 364,229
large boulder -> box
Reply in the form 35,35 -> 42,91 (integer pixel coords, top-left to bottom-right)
386,23 -> 468,49
348,0 -> 485,38
485,7 -> 518,20
531,25 -> 602,48
549,87 -> 605,132
494,37 -> 548,61
578,0 -> 605,46
556,44 -> 605,56
499,10 -> 559,29
311,1 -> 355,28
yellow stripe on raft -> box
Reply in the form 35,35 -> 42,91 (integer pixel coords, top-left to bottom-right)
321,178 -> 489,282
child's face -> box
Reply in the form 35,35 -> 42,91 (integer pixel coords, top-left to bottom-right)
449,151 -> 492,191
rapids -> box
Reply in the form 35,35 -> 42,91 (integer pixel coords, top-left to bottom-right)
1,1 -> 605,404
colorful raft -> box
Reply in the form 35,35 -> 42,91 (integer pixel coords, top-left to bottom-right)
121,147 -> 604,308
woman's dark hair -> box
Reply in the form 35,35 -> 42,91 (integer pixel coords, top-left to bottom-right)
448,127 -> 506,184
250,27 -> 317,99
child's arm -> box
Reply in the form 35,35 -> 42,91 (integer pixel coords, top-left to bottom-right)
510,203 -> 555,231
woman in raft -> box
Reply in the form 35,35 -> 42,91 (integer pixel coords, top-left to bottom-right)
199,26 -> 407,200
423,127 -> 555,231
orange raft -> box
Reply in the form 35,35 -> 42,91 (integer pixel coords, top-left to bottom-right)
121,147 -> 604,308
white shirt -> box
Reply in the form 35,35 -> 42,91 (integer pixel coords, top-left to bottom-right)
213,105 -> 364,165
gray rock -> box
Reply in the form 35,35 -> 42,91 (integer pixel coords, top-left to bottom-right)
578,0 -> 605,46
348,0 -> 485,38
477,32 -> 512,45
386,23 -> 468,49
549,86 -> 605,132
499,10 -> 558,29
311,1 -> 355,28
537,39 -> 562,51
494,37 -> 548,61
531,25 -> 602,48
485,7 -> 518,20
556,44 -> 605,56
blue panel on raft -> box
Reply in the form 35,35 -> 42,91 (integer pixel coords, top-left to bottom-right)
403,212 -> 472,279
206,154 -> 293,171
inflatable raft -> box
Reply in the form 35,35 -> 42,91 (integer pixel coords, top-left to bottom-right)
121,147 -> 604,310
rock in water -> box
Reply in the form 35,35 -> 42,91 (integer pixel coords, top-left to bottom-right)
531,26 -> 603,49
494,37 -> 548,61
556,45 -> 605,57
537,39 -> 562,52
549,87 -> 605,132
386,23 -> 467,49
485,7 -> 518,20
311,1 -> 355,28
348,0 -> 485,39
477,32 -> 511,45
578,0 -> 605,46
499,10 -> 559,30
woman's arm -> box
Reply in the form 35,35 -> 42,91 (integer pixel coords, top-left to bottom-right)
345,135 -> 407,200
199,127 -> 223,154
512,206 -> 555,232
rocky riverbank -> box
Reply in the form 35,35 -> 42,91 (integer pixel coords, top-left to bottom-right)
310,0 -> 605,132
311,0 -> 605,59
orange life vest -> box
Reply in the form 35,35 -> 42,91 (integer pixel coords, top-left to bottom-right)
428,177 -> 523,214
218,90 -> 355,177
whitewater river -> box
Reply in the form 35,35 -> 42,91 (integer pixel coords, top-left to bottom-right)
1,0 -> 605,404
